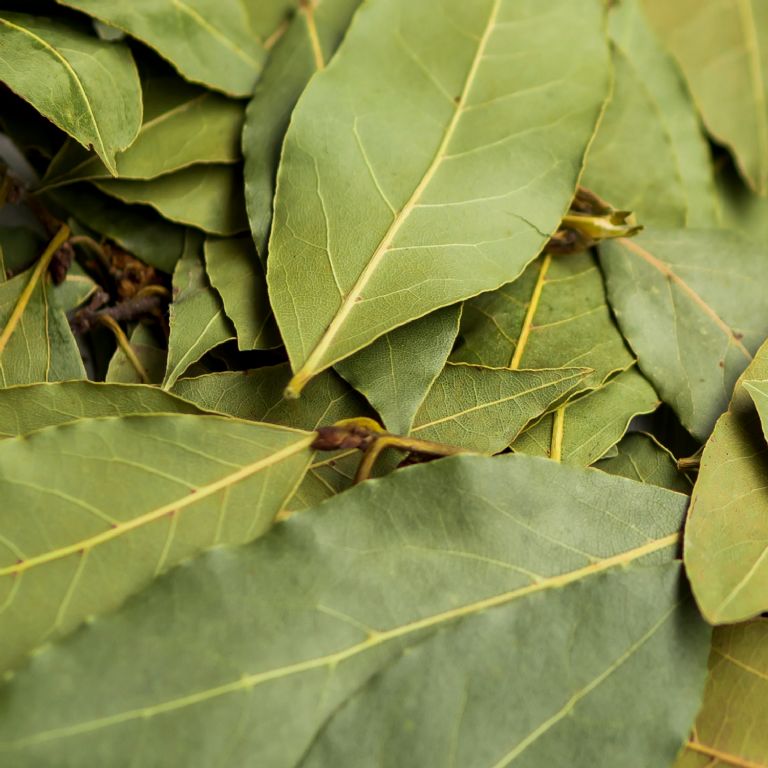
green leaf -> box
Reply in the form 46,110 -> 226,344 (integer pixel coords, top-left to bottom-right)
452,250 -> 633,391
106,324 -> 167,385
745,379 -> 768,442
241,0 -> 298,40
685,338 -> 768,624
0,380 -> 205,439
55,0 -> 266,97
243,0 -> 362,256
595,432 -> 692,493
674,620 -> 768,768
599,229 -> 768,440
0,413 -> 313,674
335,305 -> 461,434
512,367 -> 660,466
582,0 -> 717,226
95,164 -> 249,236
53,262 -> 97,311
164,233 -> 235,389
268,0 -> 611,395
0,454 -> 709,766
45,184 -> 186,273
203,236 -> 280,351
42,75 -> 244,187
410,363 -> 589,454
0,12 -> 142,176
641,0 -> 768,196
0,227 -> 44,277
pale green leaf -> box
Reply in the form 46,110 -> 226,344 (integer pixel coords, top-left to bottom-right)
599,229 -> 768,440
0,413 -> 313,674
42,75 -> 244,187
0,380 -> 205,439
95,164 -> 249,236
243,0 -> 362,256
55,0 -> 266,97
641,0 -> 768,196
452,250 -> 633,391
595,432 -> 692,493
53,263 -> 97,311
674,620 -> 768,768
204,236 -> 280,351
335,305 -> 461,434
268,0 -> 611,394
582,0 -> 717,226
512,367 -> 660,466
164,233 -> 235,389
0,12 -> 141,175
241,0 -> 298,40
0,454 -> 708,766
410,363 -> 588,453
106,324 -> 168,385
685,338 -> 768,624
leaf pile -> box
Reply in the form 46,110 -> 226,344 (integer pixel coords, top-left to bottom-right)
0,0 -> 766,765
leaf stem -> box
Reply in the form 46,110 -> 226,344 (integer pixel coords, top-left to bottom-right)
98,315 -> 151,384
550,406 -> 565,462
0,224 -> 69,358
685,740 -> 766,768
510,253 -> 551,370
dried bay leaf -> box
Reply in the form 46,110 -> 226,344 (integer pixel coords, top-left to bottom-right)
599,229 -> 768,440
268,0 -> 611,395
0,455 -> 709,767
106,324 -> 168,385
0,12 -> 141,175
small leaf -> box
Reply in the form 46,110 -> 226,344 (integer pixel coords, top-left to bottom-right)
0,12 -> 142,175
268,0 -> 611,394
164,233 -> 235,389
105,325 -> 168,385
95,164 -> 249,236
0,455 -> 708,766
335,305 -> 461,434
55,0 -> 266,97
204,236 -> 280,351
599,229 -> 768,440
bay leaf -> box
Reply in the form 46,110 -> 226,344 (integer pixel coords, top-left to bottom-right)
335,305 -> 461,434
164,233 -> 235,389
243,0 -> 362,256
0,12 -> 141,175
0,454 -> 708,767
55,0 -> 266,97
745,379 -> 768,442
0,226 -> 44,277
452,250 -> 633,391
53,262 -> 97,311
410,363 -> 589,454
595,432 -> 692,493
684,337 -> 768,624
0,380 -> 205,439
674,620 -> 768,768
0,413 -> 313,673
95,164 -> 249,236
106,324 -> 168,385
204,236 -> 280,352
511,366 -> 660,466
268,0 -> 611,395
582,0 -> 717,227
42,76 -> 244,187
241,0 -> 298,41
599,229 -> 768,440
641,0 -> 768,196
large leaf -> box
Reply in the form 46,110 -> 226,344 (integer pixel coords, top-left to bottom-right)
452,250 -> 633,391
409,363 -> 588,454
335,305 -> 461,434
685,338 -> 768,624
164,233 -> 235,389
599,229 -> 768,440
0,454 -> 708,766
595,432 -> 692,494
268,0 -> 611,395
675,620 -> 768,767
204,236 -> 280,351
0,381 -> 205,439
0,12 -> 141,175
55,0 -> 266,97
95,164 -> 249,236
512,367 -> 660,466
582,0 -> 717,226
243,0 -> 362,256
0,413 -> 313,674
641,0 -> 768,196
42,75 -> 244,187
